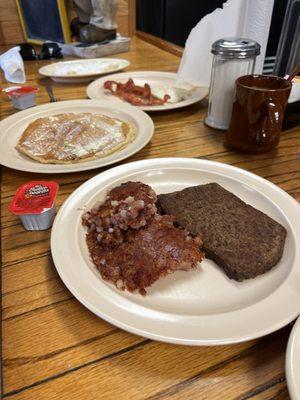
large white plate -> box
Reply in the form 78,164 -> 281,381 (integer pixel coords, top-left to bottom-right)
87,71 -> 209,111
51,158 -> 300,345
39,58 -> 130,83
0,100 -> 153,174
286,318 -> 300,399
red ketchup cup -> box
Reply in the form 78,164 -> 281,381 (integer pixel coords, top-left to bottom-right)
9,181 -> 59,230
4,86 -> 38,110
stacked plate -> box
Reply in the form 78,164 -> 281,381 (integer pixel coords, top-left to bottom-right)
39,58 -> 130,83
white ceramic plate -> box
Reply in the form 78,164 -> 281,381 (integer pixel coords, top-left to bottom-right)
87,71 -> 209,111
51,158 -> 300,345
39,58 -> 130,83
286,317 -> 300,400
0,100 -> 153,174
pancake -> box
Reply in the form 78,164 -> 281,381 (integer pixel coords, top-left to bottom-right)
16,113 -> 136,164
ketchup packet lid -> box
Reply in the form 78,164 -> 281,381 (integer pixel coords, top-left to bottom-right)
9,181 -> 59,215
3,86 -> 38,98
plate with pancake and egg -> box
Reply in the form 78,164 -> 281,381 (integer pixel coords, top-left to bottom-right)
0,100 -> 154,173
51,157 -> 300,345
87,71 -> 208,111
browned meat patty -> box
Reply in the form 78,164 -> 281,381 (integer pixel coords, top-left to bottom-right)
158,183 -> 286,281
83,181 -> 203,294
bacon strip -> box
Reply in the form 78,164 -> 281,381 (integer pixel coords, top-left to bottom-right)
104,79 -> 170,106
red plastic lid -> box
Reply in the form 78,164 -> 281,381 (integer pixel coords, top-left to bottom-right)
9,181 -> 59,215
5,86 -> 38,98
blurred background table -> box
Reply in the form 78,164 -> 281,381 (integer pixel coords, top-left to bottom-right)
1,36 -> 299,400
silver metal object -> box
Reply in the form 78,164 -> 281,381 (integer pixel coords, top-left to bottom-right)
211,38 -> 261,58
205,37 -> 260,130
46,85 -> 57,102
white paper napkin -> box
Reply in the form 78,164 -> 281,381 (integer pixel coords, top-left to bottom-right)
177,0 -> 274,87
0,46 -> 26,84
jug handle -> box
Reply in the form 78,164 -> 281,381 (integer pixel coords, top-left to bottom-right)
255,99 -> 283,146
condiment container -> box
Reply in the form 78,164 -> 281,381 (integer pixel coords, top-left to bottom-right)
9,181 -> 59,230
4,86 -> 38,110
205,38 -> 261,130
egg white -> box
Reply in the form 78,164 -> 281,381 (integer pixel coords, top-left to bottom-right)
151,85 -> 194,104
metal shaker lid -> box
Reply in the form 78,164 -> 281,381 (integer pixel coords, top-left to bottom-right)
211,38 -> 261,58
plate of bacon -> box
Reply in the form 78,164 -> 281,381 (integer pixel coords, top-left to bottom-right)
86,71 -> 208,111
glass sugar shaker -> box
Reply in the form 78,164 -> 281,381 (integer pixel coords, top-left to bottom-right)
205,38 -> 261,130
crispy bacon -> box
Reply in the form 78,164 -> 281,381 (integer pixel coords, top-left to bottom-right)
104,79 -> 170,106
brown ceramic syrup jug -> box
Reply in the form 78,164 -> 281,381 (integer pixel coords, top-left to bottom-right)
226,75 -> 292,153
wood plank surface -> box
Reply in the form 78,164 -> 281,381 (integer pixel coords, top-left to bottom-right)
1,36 -> 299,399
0,0 -> 25,46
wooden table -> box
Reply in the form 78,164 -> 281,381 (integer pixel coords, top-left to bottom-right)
1,37 -> 299,400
